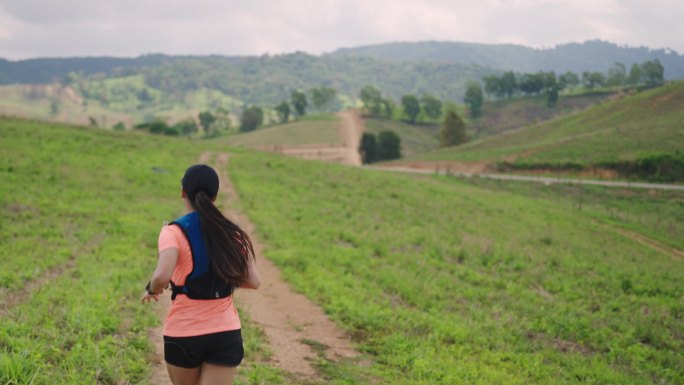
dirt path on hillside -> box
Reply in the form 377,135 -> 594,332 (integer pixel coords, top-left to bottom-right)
255,110 -> 363,166
212,151 -> 359,376
149,152 -> 359,384
337,110 -> 363,166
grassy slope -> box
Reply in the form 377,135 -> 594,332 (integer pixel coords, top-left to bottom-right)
222,115 -> 341,147
0,119 -> 284,384
0,82 -> 241,129
363,117 -> 439,158
229,151 -> 683,384
413,82 -> 684,164
451,177 -> 684,250
363,93 -> 608,159
471,92 -> 612,138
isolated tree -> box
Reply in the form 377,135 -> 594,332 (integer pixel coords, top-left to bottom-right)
214,107 -> 232,132
198,111 -> 216,133
377,131 -> 402,161
275,101 -> 290,124
401,94 -> 421,123
627,63 -> 642,85
558,71 -> 580,90
483,75 -> 503,98
240,106 -> 264,132
641,59 -> 664,85
174,118 -> 198,136
607,62 -> 627,86
440,111 -> 467,147
518,73 -> 545,95
547,87 -> 559,107
500,71 -> 517,98
582,72 -> 605,89
50,100 -> 60,116
463,82 -> 484,118
290,90 -> 308,117
421,94 -> 442,120
310,86 -> 337,112
381,98 -> 395,118
360,85 -> 383,115
358,133 -> 378,164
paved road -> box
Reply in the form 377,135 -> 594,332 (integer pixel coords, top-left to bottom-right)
369,166 -> 684,191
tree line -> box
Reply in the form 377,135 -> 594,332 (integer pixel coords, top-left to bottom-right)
131,109 -> 231,138
240,86 -> 338,132
359,85 -> 445,124
482,60 -> 662,101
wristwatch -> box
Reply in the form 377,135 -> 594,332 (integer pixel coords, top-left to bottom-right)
145,281 -> 159,295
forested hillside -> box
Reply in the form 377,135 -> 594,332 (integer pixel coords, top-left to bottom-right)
331,40 -> 684,79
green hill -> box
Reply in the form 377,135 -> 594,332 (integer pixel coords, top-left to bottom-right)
222,115 -> 342,148
362,117 -> 440,158
361,92 -> 609,157
411,82 -> 684,181
2,117 -> 682,384
229,151 -> 683,384
330,40 -> 684,79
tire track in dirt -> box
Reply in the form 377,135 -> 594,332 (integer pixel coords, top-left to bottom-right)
604,224 -> 684,259
0,233 -> 103,317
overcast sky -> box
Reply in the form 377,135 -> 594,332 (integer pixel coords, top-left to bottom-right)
0,0 -> 682,60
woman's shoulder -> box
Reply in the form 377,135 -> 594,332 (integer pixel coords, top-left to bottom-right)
158,223 -> 186,249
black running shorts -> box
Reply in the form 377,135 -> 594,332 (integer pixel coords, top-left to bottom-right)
163,329 -> 244,368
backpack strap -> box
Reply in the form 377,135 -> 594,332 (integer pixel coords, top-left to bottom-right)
168,211 -> 207,299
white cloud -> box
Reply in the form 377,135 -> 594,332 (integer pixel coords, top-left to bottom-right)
0,0 -> 681,59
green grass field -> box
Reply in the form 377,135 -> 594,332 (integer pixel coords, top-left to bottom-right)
229,151 -> 683,384
412,82 -> 684,170
0,118 -> 287,384
222,115 -> 342,148
2,117 -> 682,384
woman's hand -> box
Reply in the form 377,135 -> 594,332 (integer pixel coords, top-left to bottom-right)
141,290 -> 160,304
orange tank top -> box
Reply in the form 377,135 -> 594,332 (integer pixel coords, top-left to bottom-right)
157,224 -> 241,337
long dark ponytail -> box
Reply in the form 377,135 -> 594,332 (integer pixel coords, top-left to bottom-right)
182,165 -> 255,287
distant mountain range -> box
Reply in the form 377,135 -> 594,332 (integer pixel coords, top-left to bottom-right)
0,40 -> 682,105
329,40 -> 684,79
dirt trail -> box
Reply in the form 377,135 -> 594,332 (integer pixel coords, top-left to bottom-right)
607,225 -> 684,259
149,290 -> 172,385
148,152 -> 358,384
337,110 -> 363,166
253,110 -> 363,166
213,152 -> 358,376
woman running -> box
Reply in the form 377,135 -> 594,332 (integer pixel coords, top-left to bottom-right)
142,164 -> 260,385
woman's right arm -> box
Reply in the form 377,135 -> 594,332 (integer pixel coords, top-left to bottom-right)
240,258 -> 261,289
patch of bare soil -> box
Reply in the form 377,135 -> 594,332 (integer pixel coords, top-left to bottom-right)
380,160 -> 492,174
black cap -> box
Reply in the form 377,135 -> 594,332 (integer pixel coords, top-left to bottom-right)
181,164 -> 219,201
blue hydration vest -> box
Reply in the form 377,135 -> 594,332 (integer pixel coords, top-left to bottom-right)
169,211 -> 233,300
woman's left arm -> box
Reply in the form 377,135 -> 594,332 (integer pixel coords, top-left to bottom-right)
141,248 -> 178,304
